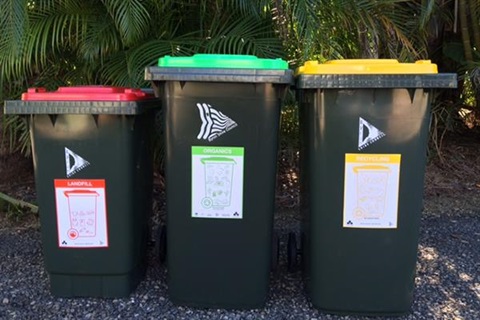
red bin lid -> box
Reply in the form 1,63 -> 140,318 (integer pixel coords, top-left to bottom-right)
21,86 -> 152,101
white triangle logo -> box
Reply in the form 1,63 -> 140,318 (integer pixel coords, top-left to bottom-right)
358,117 -> 386,150
65,147 -> 90,177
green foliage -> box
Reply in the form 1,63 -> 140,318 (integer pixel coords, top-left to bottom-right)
0,0 -> 286,159
0,0 -> 287,90
276,0 -> 434,67
2,115 -> 30,156
0,0 -> 436,90
433,0 -> 480,133
1,0 -> 470,163
0,191 -> 38,222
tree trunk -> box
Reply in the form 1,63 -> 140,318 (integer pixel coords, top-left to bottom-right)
468,0 -> 480,51
459,0 -> 473,64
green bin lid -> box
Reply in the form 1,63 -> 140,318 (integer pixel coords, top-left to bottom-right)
146,54 -> 293,84
158,54 -> 288,69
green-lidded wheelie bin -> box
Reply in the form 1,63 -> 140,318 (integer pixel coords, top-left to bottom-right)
145,54 -> 292,308
294,60 -> 457,316
3,86 -> 159,298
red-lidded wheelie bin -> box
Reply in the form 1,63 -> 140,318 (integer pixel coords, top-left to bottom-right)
4,86 -> 160,297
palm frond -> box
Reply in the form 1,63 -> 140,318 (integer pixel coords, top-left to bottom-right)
97,51 -> 134,86
291,0 -> 321,59
418,0 -> 437,29
2,115 -> 30,156
24,1 -> 92,67
0,0 -> 29,79
216,0 -> 272,18
129,36 -> 201,69
100,0 -> 151,46
0,0 -> 28,54
203,16 -> 284,57
78,16 -> 123,62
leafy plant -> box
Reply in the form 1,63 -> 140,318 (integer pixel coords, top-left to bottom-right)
0,191 -> 38,222
0,0 -> 464,161
0,0 -> 284,160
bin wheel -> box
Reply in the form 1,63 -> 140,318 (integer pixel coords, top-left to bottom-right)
155,224 -> 167,264
287,232 -> 297,272
271,232 -> 280,272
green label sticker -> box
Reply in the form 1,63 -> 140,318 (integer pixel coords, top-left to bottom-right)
192,146 -> 244,219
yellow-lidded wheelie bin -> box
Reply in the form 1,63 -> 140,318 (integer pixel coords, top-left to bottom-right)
294,60 -> 457,315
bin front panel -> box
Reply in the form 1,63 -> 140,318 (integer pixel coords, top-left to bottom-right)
161,80 -> 283,308
299,87 -> 431,315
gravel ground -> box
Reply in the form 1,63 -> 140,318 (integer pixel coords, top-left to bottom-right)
0,193 -> 479,320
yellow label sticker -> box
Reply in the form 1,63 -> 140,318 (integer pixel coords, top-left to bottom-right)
343,154 -> 401,229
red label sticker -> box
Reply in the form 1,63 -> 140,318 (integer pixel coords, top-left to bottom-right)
54,179 -> 108,248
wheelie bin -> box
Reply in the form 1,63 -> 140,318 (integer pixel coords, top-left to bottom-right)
294,60 -> 457,315
145,54 -> 292,308
4,86 -> 159,297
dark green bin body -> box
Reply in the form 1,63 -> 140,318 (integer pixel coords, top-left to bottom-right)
296,74 -> 457,315
146,66 -> 292,308
4,96 -> 158,298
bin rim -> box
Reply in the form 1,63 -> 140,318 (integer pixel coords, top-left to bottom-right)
145,65 -> 294,84
3,97 -> 160,115
294,73 -> 457,89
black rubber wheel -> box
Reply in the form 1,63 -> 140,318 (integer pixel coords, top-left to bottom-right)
287,232 -> 297,272
155,224 -> 167,264
271,231 -> 280,272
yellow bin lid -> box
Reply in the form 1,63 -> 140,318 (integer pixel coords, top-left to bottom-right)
295,59 -> 438,76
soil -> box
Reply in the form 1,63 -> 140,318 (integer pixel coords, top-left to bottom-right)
1,130 -> 479,229
424,132 -> 480,197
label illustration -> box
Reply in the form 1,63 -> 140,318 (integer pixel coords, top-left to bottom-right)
192,146 -> 244,219
343,154 -> 401,229
54,179 -> 108,247
65,147 -> 90,177
197,103 -> 238,141
358,117 -> 386,150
